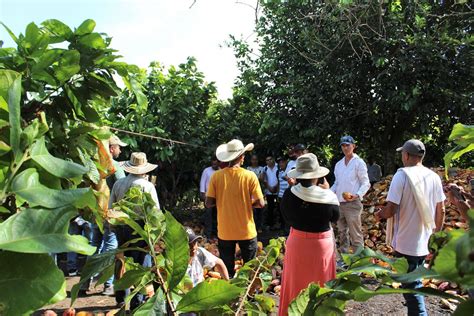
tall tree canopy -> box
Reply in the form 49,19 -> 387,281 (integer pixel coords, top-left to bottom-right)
231,0 -> 473,172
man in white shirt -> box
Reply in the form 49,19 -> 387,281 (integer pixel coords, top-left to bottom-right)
109,152 -> 160,308
284,144 -> 305,186
247,154 -> 265,233
331,136 -> 370,253
263,155 -> 279,230
200,157 -> 220,238
375,139 -> 445,316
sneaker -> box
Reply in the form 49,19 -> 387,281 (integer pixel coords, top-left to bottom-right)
68,269 -> 78,277
103,285 -> 114,296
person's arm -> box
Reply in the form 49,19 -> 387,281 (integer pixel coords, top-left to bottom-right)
434,201 -> 445,232
199,169 -> 208,201
253,197 -> 265,208
250,173 -> 265,208
214,258 -> 230,281
330,163 -> 338,193
375,201 -> 398,221
205,197 -> 216,208
330,204 -> 340,223
149,185 -> 160,210
356,160 -> 371,199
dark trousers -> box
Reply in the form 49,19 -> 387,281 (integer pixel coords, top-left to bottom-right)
218,237 -> 258,278
114,223 -> 148,308
395,252 -> 427,316
203,207 -> 218,238
265,194 -> 278,227
277,197 -> 289,233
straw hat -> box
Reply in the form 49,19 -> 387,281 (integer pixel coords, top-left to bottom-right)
287,153 -> 329,179
109,135 -> 128,147
120,152 -> 157,174
216,139 -> 254,162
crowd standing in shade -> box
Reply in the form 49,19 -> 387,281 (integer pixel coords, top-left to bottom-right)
62,131 -> 456,315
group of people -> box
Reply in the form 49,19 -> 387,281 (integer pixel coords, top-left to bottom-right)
67,132 -> 466,315
199,136 -> 450,316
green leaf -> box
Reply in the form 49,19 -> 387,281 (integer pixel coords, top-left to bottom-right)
23,22 -> 49,52
75,19 -> 96,35
128,76 -> 148,111
78,33 -> 107,49
163,211 -> 189,291
0,70 -> 21,158
391,266 -> 439,283
54,50 -> 80,83
254,294 -> 276,313
0,140 -> 11,156
434,229 -> 468,284
114,269 -> 148,291
176,280 -> 242,312
20,112 -> 49,147
41,19 -> 73,42
31,137 -> 87,178
453,299 -> 474,316
0,251 -> 66,316
71,249 -> 118,304
133,288 -> 167,316
0,22 -> 19,44
0,206 -> 95,255
11,168 -> 95,209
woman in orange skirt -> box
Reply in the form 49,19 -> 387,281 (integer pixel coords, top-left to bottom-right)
278,153 -> 340,316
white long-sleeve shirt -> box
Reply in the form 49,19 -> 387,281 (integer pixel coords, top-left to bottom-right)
200,166 -> 217,194
331,154 -> 370,202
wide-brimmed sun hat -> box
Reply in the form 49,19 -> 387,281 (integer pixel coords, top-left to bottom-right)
287,153 -> 329,179
216,139 -> 254,163
120,152 -> 158,175
109,134 -> 128,147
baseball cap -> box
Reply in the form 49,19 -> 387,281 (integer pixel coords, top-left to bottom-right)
185,227 -> 203,244
109,135 -> 128,147
340,135 -> 355,145
293,144 -> 306,151
396,139 -> 426,157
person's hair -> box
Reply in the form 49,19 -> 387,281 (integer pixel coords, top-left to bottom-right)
251,154 -> 258,159
298,178 -> 316,188
230,154 -> 244,166
211,156 -> 218,162
406,152 -> 423,161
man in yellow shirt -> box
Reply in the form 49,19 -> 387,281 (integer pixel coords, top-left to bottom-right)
206,139 -> 265,277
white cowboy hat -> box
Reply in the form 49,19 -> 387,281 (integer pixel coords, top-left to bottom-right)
120,152 -> 157,175
109,135 -> 128,147
287,153 -> 329,179
216,139 -> 254,162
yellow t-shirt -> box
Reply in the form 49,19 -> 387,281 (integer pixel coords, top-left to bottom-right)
206,167 -> 263,240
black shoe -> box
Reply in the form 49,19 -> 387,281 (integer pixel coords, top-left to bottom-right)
68,269 -> 78,276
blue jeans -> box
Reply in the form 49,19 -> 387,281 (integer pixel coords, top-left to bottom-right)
395,252 -> 427,316
91,222 -> 118,287
67,218 -> 92,271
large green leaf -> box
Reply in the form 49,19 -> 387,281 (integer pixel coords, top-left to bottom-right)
11,168 -> 95,208
0,206 -> 95,254
31,137 -> 87,178
78,33 -> 106,49
133,289 -> 167,316
176,280 -> 242,313
114,268 -> 149,291
163,211 -> 189,291
75,19 -> 96,35
0,251 -> 66,316
23,22 -> 49,52
41,19 -> 73,42
453,299 -> 474,316
0,70 -> 21,158
20,112 -> 49,147
54,50 -> 80,83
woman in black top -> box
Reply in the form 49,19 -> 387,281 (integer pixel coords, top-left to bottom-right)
278,153 -> 340,316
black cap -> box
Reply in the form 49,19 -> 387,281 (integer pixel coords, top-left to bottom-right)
293,144 -> 306,151
185,227 -> 203,243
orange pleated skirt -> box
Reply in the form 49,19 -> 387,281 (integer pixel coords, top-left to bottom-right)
278,228 -> 336,316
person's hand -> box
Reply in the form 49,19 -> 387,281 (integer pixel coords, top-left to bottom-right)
374,209 -> 382,222
287,178 -> 297,186
343,192 -> 359,202
318,178 -> 330,189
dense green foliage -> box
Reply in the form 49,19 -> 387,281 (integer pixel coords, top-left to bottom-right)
230,0 -> 473,172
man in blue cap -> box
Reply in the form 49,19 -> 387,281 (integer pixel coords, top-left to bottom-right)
331,135 -> 370,253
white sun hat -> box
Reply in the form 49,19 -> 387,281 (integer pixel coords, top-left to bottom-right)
287,153 -> 329,179
120,152 -> 157,175
215,139 -> 254,163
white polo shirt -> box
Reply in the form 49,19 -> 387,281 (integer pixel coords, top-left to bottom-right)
330,154 -> 370,202
264,164 -> 279,195
200,166 -> 217,194
387,166 -> 445,256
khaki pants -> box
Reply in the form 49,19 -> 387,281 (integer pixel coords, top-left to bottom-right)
337,200 -> 364,253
